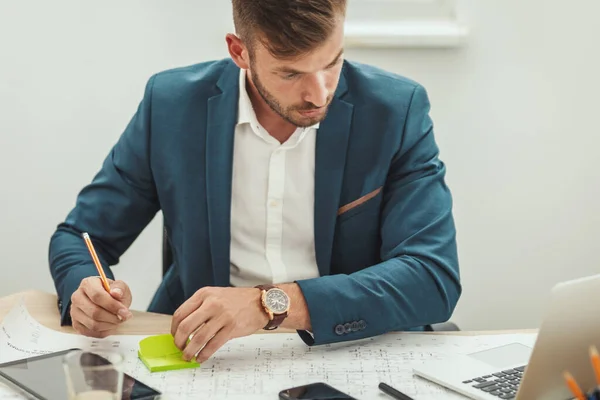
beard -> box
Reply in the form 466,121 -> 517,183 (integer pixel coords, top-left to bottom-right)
249,64 -> 331,128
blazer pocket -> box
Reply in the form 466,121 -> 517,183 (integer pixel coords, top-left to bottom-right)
337,186 -> 383,220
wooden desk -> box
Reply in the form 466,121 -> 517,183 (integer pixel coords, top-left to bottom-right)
0,290 -> 537,336
0,290 -> 301,336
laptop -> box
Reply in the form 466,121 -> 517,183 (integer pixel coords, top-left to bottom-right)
413,273 -> 600,399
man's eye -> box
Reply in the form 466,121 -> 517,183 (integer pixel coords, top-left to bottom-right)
283,73 -> 298,80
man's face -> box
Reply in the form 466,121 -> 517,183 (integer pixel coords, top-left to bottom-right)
246,22 -> 345,127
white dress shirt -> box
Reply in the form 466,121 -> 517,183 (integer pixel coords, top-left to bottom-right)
229,69 -> 321,287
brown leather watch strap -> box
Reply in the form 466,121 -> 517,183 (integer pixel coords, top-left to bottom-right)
255,284 -> 288,330
255,284 -> 276,292
263,312 -> 287,330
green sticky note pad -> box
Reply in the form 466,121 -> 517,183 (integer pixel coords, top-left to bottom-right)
138,334 -> 200,372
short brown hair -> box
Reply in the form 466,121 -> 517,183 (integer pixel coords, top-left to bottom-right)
231,0 -> 347,59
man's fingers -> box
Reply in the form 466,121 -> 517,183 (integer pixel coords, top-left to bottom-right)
71,306 -> 116,332
75,290 -> 121,324
81,278 -> 132,320
193,325 -> 232,363
110,287 -> 123,300
171,289 -> 207,337
173,305 -> 212,350
182,318 -> 223,361
71,308 -> 115,339
109,280 -> 133,308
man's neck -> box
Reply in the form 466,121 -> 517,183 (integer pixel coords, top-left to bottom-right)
245,76 -> 297,144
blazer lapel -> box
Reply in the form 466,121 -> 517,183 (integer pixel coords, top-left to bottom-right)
205,62 -> 239,286
204,62 -> 353,282
314,71 -> 353,276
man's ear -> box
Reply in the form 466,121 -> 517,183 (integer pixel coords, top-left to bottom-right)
226,33 -> 250,70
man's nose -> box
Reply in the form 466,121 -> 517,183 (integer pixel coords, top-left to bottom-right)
303,73 -> 328,107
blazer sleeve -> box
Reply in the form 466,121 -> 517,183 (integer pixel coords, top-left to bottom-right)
295,84 -> 461,345
48,75 -> 161,325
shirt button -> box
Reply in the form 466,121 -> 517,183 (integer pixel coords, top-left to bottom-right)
269,200 -> 278,207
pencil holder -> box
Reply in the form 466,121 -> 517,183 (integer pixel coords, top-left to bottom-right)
563,345 -> 600,400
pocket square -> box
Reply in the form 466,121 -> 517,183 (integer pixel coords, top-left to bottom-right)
338,186 -> 382,216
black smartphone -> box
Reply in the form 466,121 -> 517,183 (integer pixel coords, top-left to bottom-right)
278,382 -> 358,400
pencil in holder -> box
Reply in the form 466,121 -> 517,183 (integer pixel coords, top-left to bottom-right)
563,345 -> 600,400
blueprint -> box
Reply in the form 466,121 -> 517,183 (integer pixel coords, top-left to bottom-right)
0,298 -> 537,399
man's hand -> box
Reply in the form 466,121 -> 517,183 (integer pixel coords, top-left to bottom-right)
70,276 -> 133,338
170,287 -> 269,362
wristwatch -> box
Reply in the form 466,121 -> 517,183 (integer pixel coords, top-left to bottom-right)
255,284 -> 290,330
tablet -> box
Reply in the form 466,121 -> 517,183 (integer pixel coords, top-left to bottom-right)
0,348 -> 161,399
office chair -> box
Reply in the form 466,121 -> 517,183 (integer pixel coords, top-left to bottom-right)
161,223 -> 459,332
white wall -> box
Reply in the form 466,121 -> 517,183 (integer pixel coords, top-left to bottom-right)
1,0 -> 598,331
0,0 -> 235,311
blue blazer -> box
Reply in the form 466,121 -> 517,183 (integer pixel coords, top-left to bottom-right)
48,58 -> 461,346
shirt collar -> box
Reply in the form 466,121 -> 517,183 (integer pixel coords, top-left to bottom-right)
237,68 -> 256,127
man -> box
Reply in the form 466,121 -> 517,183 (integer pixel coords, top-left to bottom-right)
48,0 -> 461,363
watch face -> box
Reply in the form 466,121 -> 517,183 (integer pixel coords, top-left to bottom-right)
265,288 -> 289,313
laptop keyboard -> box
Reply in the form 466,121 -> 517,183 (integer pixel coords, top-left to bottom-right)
461,365 -> 526,399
